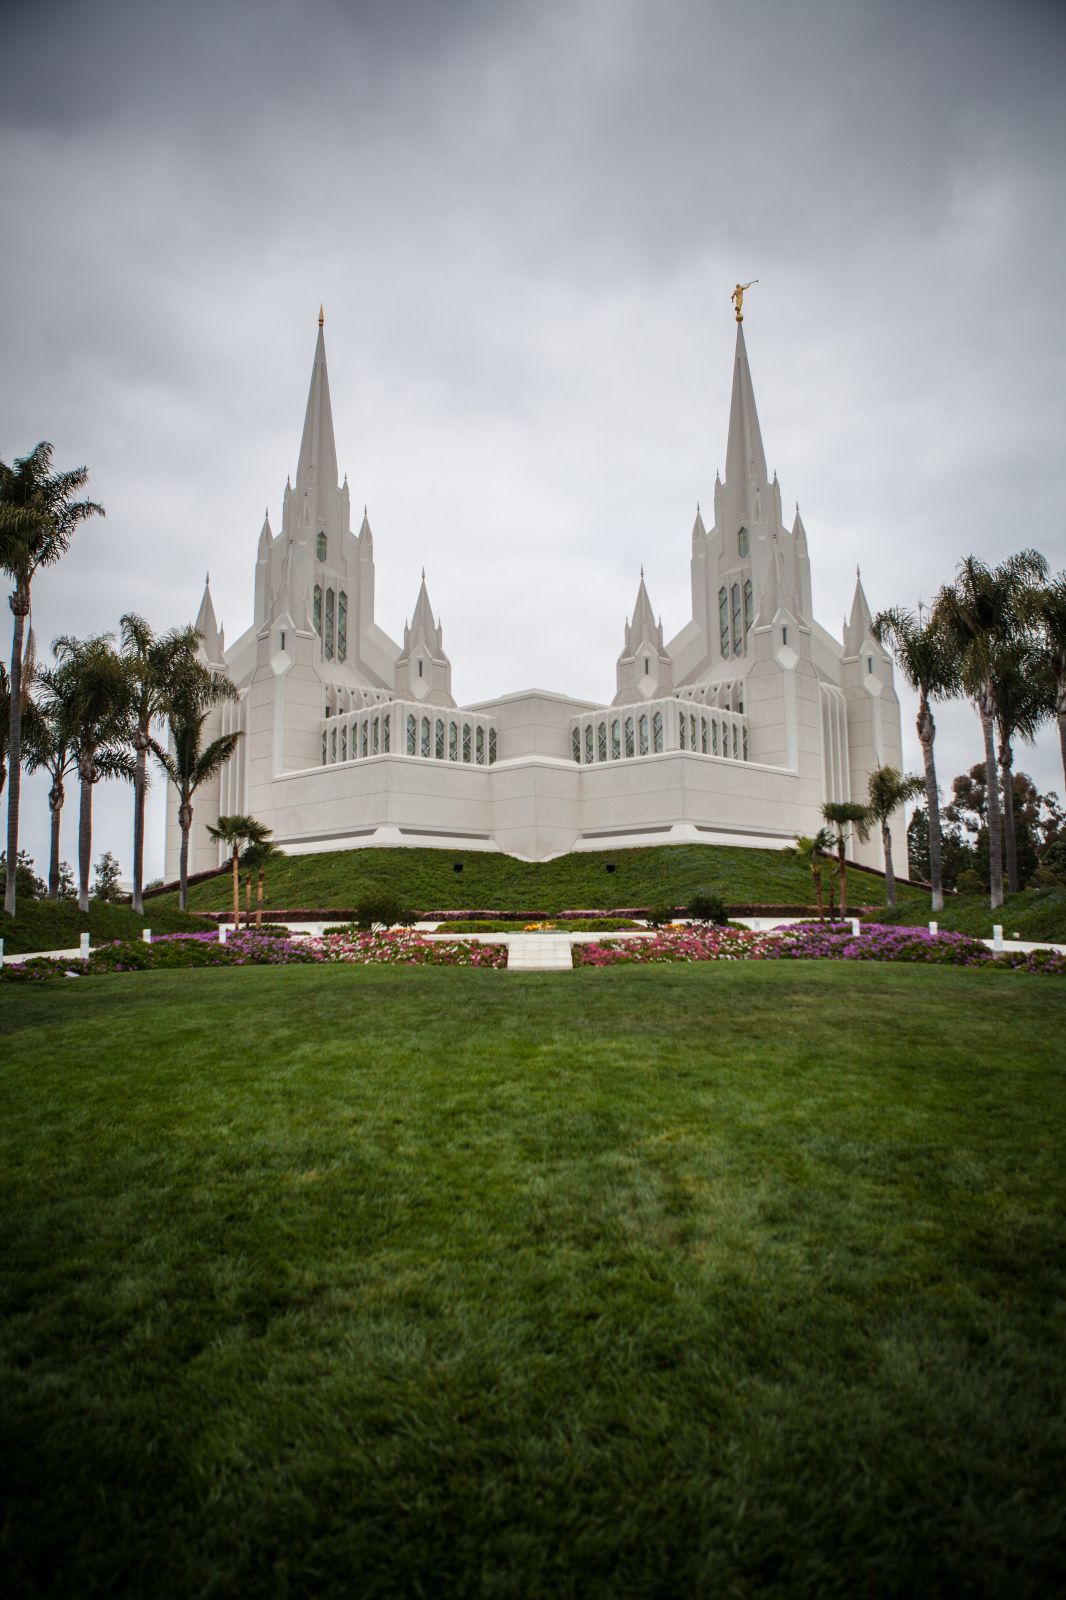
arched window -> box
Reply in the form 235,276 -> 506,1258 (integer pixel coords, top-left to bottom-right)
361,721 -> 369,758
624,717 -> 634,758
489,728 -> 497,764
652,711 -> 663,753
584,724 -> 594,763
738,526 -> 749,557
420,717 -> 431,758
435,718 -> 445,760
324,587 -> 335,659
701,716 -> 708,754
316,531 -> 327,561
406,713 -> 416,756
337,592 -> 348,661
679,714 -> 687,750
372,716 -> 380,755
382,712 -> 391,753
743,578 -> 753,633
719,587 -> 729,657
340,726 -> 347,762
731,583 -> 742,656
611,719 -> 621,760
638,715 -> 649,756
572,727 -> 581,763
463,723 -> 472,762
476,726 -> 485,765
330,727 -> 337,761
449,721 -> 458,761
313,584 -> 323,635
597,721 -> 607,762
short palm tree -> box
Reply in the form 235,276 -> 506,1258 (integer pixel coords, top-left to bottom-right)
793,828 -> 832,918
207,815 -> 271,930
873,606 -> 959,913
53,634 -> 136,911
821,800 -> 871,919
934,551 -> 1047,910
242,836 -> 284,928
0,443 -> 104,914
22,661 -> 80,899
121,614 -> 202,915
865,767 -> 924,908
152,659 -> 239,910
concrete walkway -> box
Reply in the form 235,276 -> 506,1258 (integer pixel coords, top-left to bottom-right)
503,934 -> 577,971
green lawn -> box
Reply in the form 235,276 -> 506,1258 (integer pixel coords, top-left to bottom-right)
2,964 -> 1063,1599
876,884 -> 1066,944
0,897 -> 216,954
148,841 -> 921,916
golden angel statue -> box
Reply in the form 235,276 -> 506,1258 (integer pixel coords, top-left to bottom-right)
731,280 -> 758,322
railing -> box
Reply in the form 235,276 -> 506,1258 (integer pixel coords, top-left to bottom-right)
570,697 -> 748,765
321,700 -> 498,767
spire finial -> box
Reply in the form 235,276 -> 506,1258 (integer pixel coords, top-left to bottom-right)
640,564 -> 644,579
731,280 -> 758,322
421,566 -> 426,581
205,571 -> 210,587
318,304 -> 325,328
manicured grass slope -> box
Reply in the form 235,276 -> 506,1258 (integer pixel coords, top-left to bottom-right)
2,964 -> 1064,1598
0,897 -> 216,954
879,884 -> 1066,944
151,841 -> 918,915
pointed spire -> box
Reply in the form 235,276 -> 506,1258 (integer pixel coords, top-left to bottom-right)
295,314 -> 339,496
194,574 -> 221,660
259,508 -> 272,549
625,571 -> 660,652
724,323 -> 769,514
691,504 -> 706,541
791,503 -> 807,552
844,570 -> 873,654
409,571 -> 439,645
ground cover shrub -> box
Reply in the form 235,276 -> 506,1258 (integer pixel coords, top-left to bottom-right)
686,888 -> 728,924
350,890 -> 416,930
0,898 -> 217,954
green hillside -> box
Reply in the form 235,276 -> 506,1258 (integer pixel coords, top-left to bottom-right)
878,886 -> 1066,945
1,899 -> 215,955
149,842 -> 921,917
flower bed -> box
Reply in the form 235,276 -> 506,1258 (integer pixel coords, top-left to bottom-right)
575,926 -> 764,966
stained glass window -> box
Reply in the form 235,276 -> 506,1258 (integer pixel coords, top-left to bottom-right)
584,724 -> 593,763
421,717 -> 430,758
372,716 -> 380,755
489,728 -> 497,764
450,721 -> 458,761
624,717 -> 634,758
572,727 -> 581,762
597,722 -> 607,762
476,726 -> 485,765
463,723 -> 472,762
324,587 -> 335,659
639,715 -> 649,756
719,587 -> 729,657
652,711 -> 663,753
331,727 -> 337,761
313,584 -> 322,634
611,720 -> 620,760
407,714 -> 416,756
317,531 -> 327,561
361,721 -> 368,758
337,592 -> 347,661
679,714 -> 687,750
340,727 -> 347,762
382,713 -> 390,753
743,578 -> 753,633
731,583 -> 742,656
738,526 -> 749,557
435,718 -> 445,760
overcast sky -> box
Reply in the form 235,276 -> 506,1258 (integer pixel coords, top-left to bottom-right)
2,0 -> 1064,882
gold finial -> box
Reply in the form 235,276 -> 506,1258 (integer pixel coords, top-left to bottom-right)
318,304 -> 325,328
731,280 -> 758,323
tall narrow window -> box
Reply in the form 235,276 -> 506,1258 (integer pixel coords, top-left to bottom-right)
584,724 -> 594,764
463,723 -> 472,762
420,717 -> 431,758
679,714 -> 687,750
572,727 -> 581,762
341,727 -> 347,762
331,727 -> 337,761
406,713 -> 416,756
476,726 -> 485,765
337,592 -> 348,661
382,713 -> 390,753
597,721 -> 607,762
743,578 -> 753,633
611,720 -> 621,760
652,711 -> 663,753
732,723 -> 739,760
372,716 -> 380,755
418,659 -> 423,678
712,719 -> 719,755
742,726 -> 749,760
638,715 -> 649,756
644,656 -> 650,676
324,587 -> 335,659
701,716 -> 708,754
361,721 -> 368,758
738,526 -> 749,557
449,721 -> 458,761
321,731 -> 327,765
435,718 -> 445,760
313,584 -> 322,634
719,587 -> 729,657
624,717 -> 634,758
690,713 -> 697,749
489,728 -> 497,764
731,583 -> 742,656
316,531 -> 327,561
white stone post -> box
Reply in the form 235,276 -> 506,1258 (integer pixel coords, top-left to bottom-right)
850,917 -> 860,937
79,932 -> 90,958
219,925 -> 228,945
0,937 -> 4,966
992,924 -> 1003,951
928,921 -> 938,936
143,929 -> 152,944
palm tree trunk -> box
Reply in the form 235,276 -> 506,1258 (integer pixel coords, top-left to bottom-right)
1057,679 -> 1066,797
838,838 -> 848,919
178,797 -> 192,913
917,695 -> 944,914
77,769 -> 93,914
882,820 -> 896,908
256,870 -> 264,929
979,693 -> 1004,909
4,590 -> 29,916
998,734 -> 1018,895
244,874 -> 251,928
47,777 -> 64,899
131,737 -> 148,915
812,864 -> 823,919
231,850 -> 240,931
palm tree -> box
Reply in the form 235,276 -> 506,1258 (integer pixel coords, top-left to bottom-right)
242,837 -> 284,929
990,639 -> 1053,893
151,659 -> 239,911
793,828 -> 832,918
22,662 -> 80,899
821,801 -> 871,919
872,606 -> 959,913
934,552 -> 1048,910
865,766 -> 925,909
53,634 -> 135,911
207,815 -> 271,930
1033,572 -> 1066,796
120,614 -> 202,915
0,443 -> 104,914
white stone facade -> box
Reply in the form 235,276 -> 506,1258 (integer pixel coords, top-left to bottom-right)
165,316 -> 906,877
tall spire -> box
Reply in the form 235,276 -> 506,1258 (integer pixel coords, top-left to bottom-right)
843,569 -> 873,654
625,572 -> 660,653
194,574 -> 221,661
295,311 -> 338,497
724,323 -> 769,504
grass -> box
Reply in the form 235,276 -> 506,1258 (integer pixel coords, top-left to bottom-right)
148,841 -> 922,916
0,896 -> 216,954
876,884 -> 1066,944
1,963 -> 1064,1598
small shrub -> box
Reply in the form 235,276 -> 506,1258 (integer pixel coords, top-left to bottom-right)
351,891 -> 416,930
955,869 -> 984,895
687,889 -> 728,925
645,903 -> 677,928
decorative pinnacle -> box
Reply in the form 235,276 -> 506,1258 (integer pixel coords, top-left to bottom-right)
205,571 -> 210,586
731,280 -> 758,323
318,304 -> 325,328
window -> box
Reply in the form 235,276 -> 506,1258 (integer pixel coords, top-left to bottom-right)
611,719 -> 621,760
382,713 -> 390,753
421,717 -> 431,758
337,592 -> 347,661
638,715 -> 649,756
435,718 -> 445,760
449,721 -> 458,761
867,655 -> 874,675
701,717 -> 708,754
624,717 -> 634,758
418,659 -> 423,678
782,625 -> 789,647
731,583 -> 742,656
324,587 -> 335,659
572,727 -> 581,762
407,713 -> 416,755
744,578 -> 753,633
690,713 -> 697,750
313,584 -> 322,635
489,728 -> 497,764
463,723 -> 472,762
719,587 -> 729,657
743,726 -> 749,761
597,721 -> 607,762
372,716 -> 380,755
280,631 -> 286,651
331,727 -> 337,761
476,726 -> 485,765
644,656 -> 650,675
361,721 -> 369,758
679,714 -> 686,750
340,727 -> 347,762
653,711 -> 663,753
738,525 -> 749,557
584,724 -> 594,764
712,719 -> 719,755
732,723 -> 739,760
317,531 -> 327,561
321,731 -> 327,765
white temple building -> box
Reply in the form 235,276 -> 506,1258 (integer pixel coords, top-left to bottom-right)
166,310 -> 905,876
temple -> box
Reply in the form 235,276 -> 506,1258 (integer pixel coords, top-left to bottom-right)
165,314 -> 905,873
